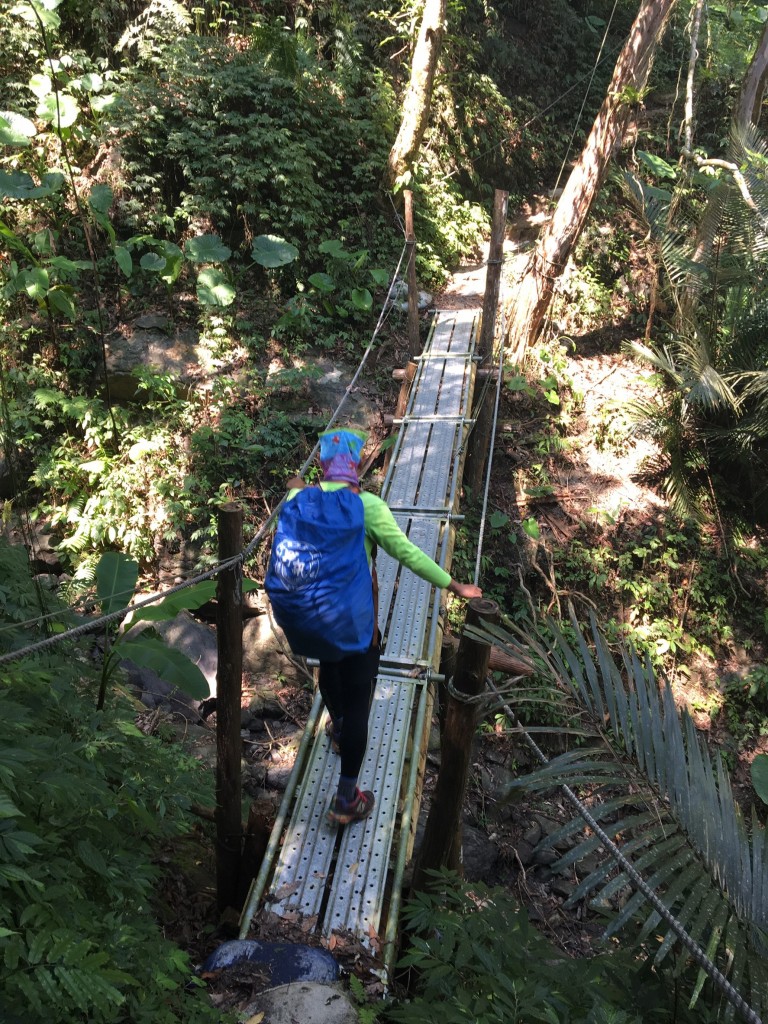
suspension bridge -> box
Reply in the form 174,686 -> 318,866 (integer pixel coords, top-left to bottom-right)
238,305 -> 483,973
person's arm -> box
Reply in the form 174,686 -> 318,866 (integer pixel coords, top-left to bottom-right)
447,579 -> 483,599
362,494 -> 482,597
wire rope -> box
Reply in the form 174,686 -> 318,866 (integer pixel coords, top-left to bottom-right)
472,309 -> 506,590
550,0 -> 620,199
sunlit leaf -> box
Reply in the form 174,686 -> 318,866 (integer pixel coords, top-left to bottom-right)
21,267 -> 49,301
522,517 -> 540,539
184,234 -> 231,263
196,267 -> 235,306
36,92 -> 80,129
0,112 -> 36,147
251,234 -> 299,268
90,94 -> 117,114
28,73 -> 52,99
156,241 -> 183,284
637,150 -> 677,181
79,72 -> 103,93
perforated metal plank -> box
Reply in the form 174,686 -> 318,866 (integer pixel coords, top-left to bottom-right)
384,422 -> 458,510
431,308 -> 478,353
267,734 -> 339,918
267,673 -> 421,932
410,349 -> 472,407
248,306 -> 484,957
410,356 -> 472,418
375,517 -> 443,660
323,674 -> 421,941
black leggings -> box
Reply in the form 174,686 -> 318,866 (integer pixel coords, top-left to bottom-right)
318,644 -> 381,779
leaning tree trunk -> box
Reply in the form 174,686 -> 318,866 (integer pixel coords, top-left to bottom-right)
504,0 -> 678,363
384,0 -> 446,190
734,20 -> 768,132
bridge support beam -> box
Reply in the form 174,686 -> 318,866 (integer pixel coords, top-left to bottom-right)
411,597 -> 500,892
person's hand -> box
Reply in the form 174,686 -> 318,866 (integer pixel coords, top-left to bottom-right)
286,476 -> 306,490
448,580 -> 483,599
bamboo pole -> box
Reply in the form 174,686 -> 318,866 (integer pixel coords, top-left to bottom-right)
216,502 -> 244,911
404,189 -> 420,359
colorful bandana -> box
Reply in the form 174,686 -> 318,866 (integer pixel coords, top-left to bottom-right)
319,428 -> 367,485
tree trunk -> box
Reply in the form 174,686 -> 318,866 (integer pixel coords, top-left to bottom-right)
734,20 -> 768,132
384,0 -> 446,190
504,0 -> 678,364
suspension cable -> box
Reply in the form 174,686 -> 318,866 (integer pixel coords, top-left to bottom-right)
473,282 -> 507,588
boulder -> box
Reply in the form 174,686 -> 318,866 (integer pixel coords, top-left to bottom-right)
201,939 -> 340,985
103,313 -> 208,401
243,613 -> 306,686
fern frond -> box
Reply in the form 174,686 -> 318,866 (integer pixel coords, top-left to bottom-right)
475,613 -> 768,1019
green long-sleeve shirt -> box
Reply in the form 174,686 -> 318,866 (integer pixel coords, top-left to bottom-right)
287,481 -> 451,589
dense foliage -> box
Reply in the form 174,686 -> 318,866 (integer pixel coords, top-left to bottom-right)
3,0 -> 768,1020
0,540 -> 220,1024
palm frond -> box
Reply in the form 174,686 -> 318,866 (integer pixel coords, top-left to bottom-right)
471,614 -> 768,1019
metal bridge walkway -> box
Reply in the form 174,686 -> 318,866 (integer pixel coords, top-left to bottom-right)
239,307 -> 481,969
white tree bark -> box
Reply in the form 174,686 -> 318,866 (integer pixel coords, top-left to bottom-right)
385,0 -> 446,190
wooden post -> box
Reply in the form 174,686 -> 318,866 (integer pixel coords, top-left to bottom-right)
412,597 -> 500,892
216,502 -> 244,911
464,189 -> 508,497
383,360 -> 417,475
404,189 -> 420,359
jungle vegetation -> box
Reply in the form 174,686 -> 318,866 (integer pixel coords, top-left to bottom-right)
2,1 -> 768,1021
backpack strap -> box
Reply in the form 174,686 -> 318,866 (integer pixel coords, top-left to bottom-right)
370,542 -> 380,648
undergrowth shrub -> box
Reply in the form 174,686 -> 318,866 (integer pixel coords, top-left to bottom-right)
0,539 -> 221,1024
388,872 -> 712,1024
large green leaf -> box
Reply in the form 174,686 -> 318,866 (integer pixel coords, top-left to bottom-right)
129,581 -> 218,623
140,252 -> 166,272
350,287 -> 372,311
308,272 -> 334,293
88,184 -> 113,215
119,637 -> 209,700
36,93 -> 80,129
0,112 -> 36,147
184,234 -> 231,263
47,286 -> 76,320
751,754 -> 768,804
250,234 -> 299,269
196,267 -> 235,306
478,611 -> 768,1016
0,170 -> 65,200
95,552 -> 138,616
19,267 -> 49,302
114,245 -> 132,278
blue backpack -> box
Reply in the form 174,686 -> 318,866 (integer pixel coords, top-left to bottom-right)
264,486 -> 375,662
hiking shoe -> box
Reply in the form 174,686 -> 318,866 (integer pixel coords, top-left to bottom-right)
324,717 -> 341,755
328,788 -> 375,825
